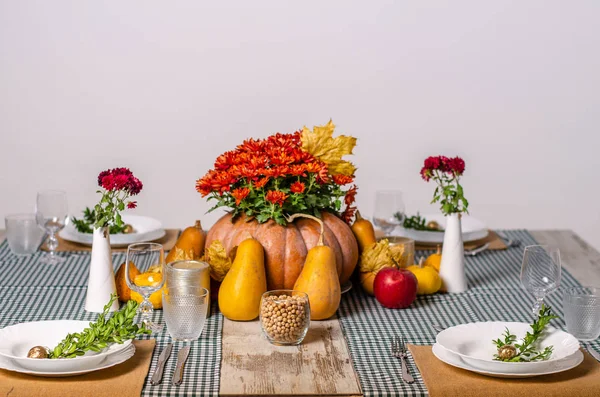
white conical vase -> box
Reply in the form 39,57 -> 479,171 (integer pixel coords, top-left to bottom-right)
85,227 -> 120,313
439,213 -> 467,293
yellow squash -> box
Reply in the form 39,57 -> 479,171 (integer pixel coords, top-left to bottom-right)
407,258 -> 441,295
424,245 -> 442,272
115,261 -> 140,302
351,210 -> 377,253
218,235 -> 267,321
166,220 -> 206,264
290,214 -> 341,320
130,271 -> 164,309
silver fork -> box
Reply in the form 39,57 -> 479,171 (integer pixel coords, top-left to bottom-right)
496,232 -> 521,247
391,335 -> 415,384
464,242 -> 490,256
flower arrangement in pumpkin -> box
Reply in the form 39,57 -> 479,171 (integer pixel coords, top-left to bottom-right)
196,120 -> 358,225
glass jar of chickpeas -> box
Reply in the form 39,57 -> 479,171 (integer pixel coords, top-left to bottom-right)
260,290 -> 310,346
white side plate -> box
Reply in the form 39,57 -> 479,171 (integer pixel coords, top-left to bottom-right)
390,214 -> 488,244
0,345 -> 135,377
436,321 -> 580,374
432,343 -> 583,378
60,214 -> 165,247
0,320 -> 131,372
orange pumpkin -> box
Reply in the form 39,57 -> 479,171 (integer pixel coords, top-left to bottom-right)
206,212 -> 359,290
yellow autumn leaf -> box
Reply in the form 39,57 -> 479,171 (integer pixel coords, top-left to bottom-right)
359,239 -> 403,273
204,240 -> 233,282
301,119 -> 357,176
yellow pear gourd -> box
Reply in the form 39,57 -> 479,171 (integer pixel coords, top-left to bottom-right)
424,244 -> 442,272
166,220 -> 206,264
407,258 -> 442,295
218,235 -> 267,321
351,210 -> 377,253
290,213 -> 341,320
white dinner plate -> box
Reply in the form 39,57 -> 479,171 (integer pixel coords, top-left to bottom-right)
390,214 -> 488,244
60,214 -> 165,247
0,344 -> 136,377
436,321 -> 580,374
432,343 -> 583,378
0,320 -> 132,372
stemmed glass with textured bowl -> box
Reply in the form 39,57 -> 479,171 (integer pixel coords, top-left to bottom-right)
373,190 -> 405,235
125,243 -> 165,332
520,245 -> 561,315
35,190 -> 68,264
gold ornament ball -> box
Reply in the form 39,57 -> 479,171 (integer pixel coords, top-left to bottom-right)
27,346 -> 49,359
497,345 -> 517,360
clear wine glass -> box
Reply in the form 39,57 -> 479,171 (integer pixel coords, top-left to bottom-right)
35,190 -> 68,264
520,245 -> 562,315
373,190 -> 406,236
126,243 -> 165,332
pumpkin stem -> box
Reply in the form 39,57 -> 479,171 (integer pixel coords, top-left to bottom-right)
436,244 -> 442,255
418,256 -> 425,268
195,220 -> 202,230
286,213 -> 325,246
241,231 -> 253,240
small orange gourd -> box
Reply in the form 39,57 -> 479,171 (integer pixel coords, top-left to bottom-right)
424,244 -> 442,272
166,220 -> 205,263
351,211 -> 377,253
290,213 -> 341,320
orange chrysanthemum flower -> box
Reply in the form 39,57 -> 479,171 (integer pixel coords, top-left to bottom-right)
289,164 -> 307,176
305,162 -> 322,173
341,205 -> 357,224
232,187 -> 250,205
265,190 -> 288,207
237,138 -> 264,153
290,181 -> 305,194
344,185 -> 358,206
333,174 -> 354,185
317,167 -> 330,184
254,177 -> 270,189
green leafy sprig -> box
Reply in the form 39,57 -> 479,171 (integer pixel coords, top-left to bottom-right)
50,295 -> 150,359
492,305 -> 559,362
71,207 -> 127,234
429,170 -> 468,216
399,213 -> 443,232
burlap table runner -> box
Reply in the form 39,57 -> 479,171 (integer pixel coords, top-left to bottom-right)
408,345 -> 600,397
374,229 -> 507,251
0,339 -> 156,397
415,230 -> 507,251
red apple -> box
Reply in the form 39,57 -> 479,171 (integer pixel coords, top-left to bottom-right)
373,267 -> 418,309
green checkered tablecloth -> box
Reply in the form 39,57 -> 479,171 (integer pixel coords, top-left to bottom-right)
0,244 -> 222,397
338,230 -> 600,397
1,230 -> 599,396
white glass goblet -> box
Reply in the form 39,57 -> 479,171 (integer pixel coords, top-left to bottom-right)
125,243 -> 165,333
373,190 -> 406,235
520,245 -> 561,315
35,190 -> 68,264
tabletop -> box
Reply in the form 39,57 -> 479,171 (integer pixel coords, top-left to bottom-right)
1,229 -> 599,397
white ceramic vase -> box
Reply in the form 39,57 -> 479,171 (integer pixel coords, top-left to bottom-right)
439,213 -> 467,293
85,227 -> 120,313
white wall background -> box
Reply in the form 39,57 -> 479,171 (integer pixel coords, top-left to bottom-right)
1,1 -> 600,249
